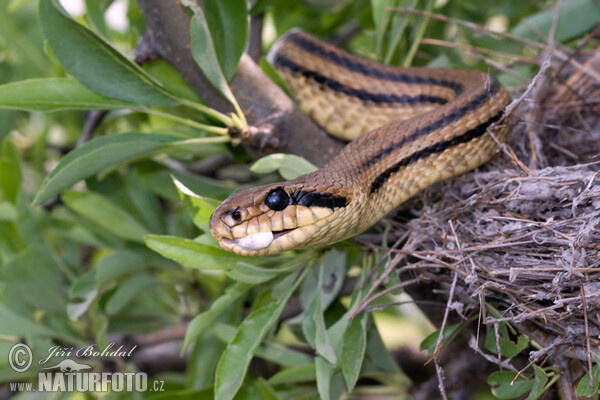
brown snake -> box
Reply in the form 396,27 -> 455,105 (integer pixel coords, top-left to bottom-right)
209,29 -> 510,256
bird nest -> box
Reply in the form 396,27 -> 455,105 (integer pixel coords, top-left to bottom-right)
363,47 -> 600,362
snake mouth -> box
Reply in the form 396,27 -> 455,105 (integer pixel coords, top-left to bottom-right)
272,228 -> 294,240
220,228 -> 297,253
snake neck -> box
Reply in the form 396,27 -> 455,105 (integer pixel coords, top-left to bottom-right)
209,30 -> 510,256
270,30 -> 510,234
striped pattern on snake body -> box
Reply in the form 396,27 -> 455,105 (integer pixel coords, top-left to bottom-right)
209,29 -> 510,256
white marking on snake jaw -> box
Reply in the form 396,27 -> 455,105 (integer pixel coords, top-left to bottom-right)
235,231 -> 274,251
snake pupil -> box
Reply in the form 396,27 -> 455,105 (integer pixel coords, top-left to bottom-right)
231,208 -> 242,221
265,188 -> 290,211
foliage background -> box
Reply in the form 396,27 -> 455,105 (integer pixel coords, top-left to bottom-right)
0,0 -> 598,399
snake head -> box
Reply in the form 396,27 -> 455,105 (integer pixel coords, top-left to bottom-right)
209,181 -> 351,256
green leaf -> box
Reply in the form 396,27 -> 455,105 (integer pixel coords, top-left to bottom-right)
512,0 -> 600,43
150,389 -> 214,400
182,282 -> 251,352
251,154 -> 318,180
84,0 -> 110,37
3,248 -> 66,313
363,323 -> 400,374
39,0 -> 177,106
104,273 -> 158,315
0,305 -> 54,337
62,190 -> 150,243
211,322 -> 313,368
315,356 -> 334,400
300,250 -> 346,312
145,235 -> 246,270
67,271 -> 98,321
577,364 -> 600,397
203,0 -> 248,81
485,322 -> 530,358
371,0 -> 398,60
525,365 -> 549,400
187,331 -> 227,390
254,342 -> 313,368
225,262 -> 284,284
383,0 -> 416,64
0,203 -> 18,222
96,250 -> 149,288
0,140 -> 22,203
187,2 -> 240,109
173,177 -> 221,232
123,172 -> 166,234
259,57 -> 293,98
33,133 -> 180,206
341,312 -> 368,391
255,378 -> 281,400
0,78 -> 137,111
420,324 -> 459,357
137,161 -> 235,201
302,265 -> 337,365
268,364 -> 316,385
214,271 -> 304,400
488,371 -> 534,399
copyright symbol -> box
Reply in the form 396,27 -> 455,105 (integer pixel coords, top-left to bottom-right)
9,344 -> 32,373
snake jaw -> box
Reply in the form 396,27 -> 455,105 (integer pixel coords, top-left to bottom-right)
209,181 -> 351,255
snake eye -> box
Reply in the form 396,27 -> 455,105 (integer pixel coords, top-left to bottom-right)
231,208 -> 242,222
265,188 -> 290,211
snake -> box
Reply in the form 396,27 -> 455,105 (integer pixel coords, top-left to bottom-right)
209,29 -> 510,256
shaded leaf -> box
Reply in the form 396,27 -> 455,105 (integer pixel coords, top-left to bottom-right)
525,365 -> 549,400
315,356 -> 334,400
204,0 -> 248,80
420,324 -> 459,357
104,273 -> 158,315
485,322 -> 529,358
62,190 -> 150,243
512,0 -> 600,43
182,282 -> 251,352
341,312 -> 368,391
33,133 -> 180,206
302,265 -> 337,365
577,364 -> 600,397
0,140 -> 22,204
488,371 -> 534,399
268,364 -> 316,385
214,271 -> 304,400
187,2 -> 239,108
96,250 -> 149,288
0,306 -> 54,337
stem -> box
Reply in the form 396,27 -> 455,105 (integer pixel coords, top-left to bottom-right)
168,136 -> 231,146
142,108 -> 229,135
179,98 -> 234,126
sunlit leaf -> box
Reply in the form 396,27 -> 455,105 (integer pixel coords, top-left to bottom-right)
251,153 -> 318,180
0,78 -> 136,112
39,0 -> 177,106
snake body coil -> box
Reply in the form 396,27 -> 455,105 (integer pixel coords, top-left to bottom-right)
210,29 -> 510,256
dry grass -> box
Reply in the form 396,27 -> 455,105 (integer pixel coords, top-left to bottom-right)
360,27 -> 600,384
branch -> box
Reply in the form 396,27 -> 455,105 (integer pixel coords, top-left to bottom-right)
136,0 -> 344,167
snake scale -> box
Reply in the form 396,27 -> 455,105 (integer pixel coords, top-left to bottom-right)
210,29 -> 510,256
